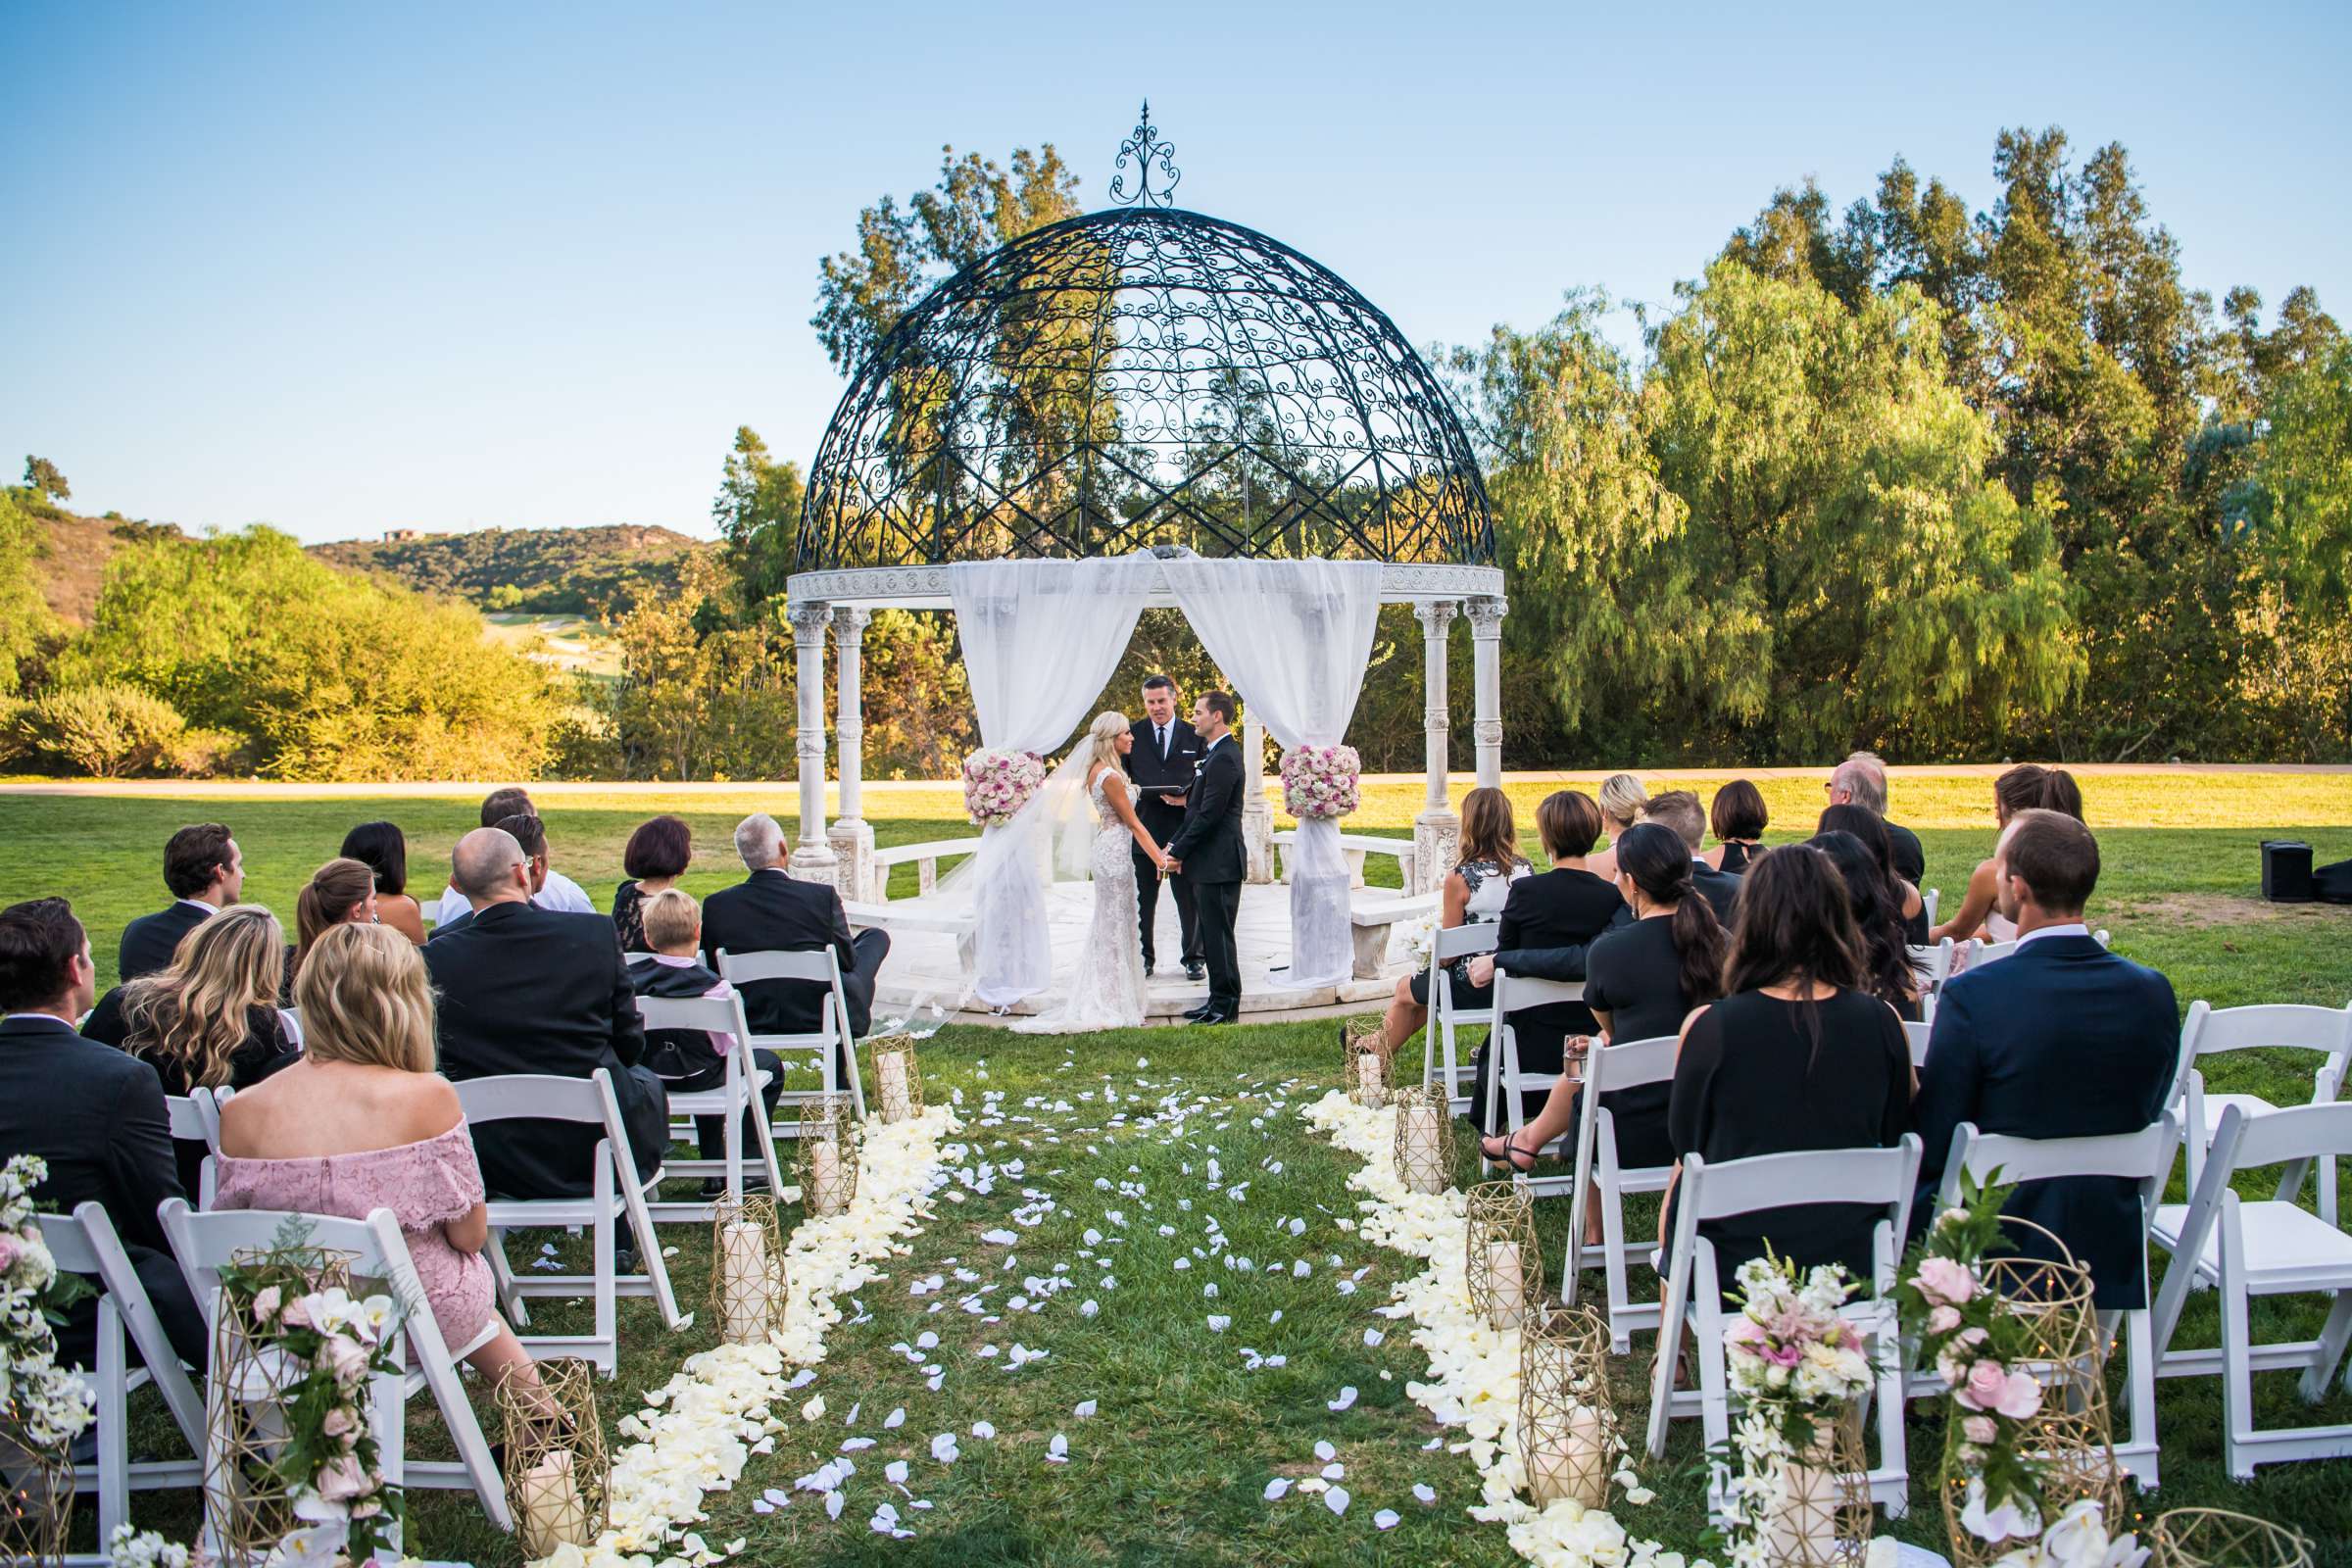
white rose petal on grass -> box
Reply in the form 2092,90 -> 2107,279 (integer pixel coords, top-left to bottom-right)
1411,1484 -> 1437,1504
1626,1484 -> 1657,1505
971,1420 -> 997,1440
1320,1462 -> 1345,1481
1313,1441 -> 1337,1462
884,1407 -> 906,1430
1323,1486 -> 1350,1516
1362,1329 -> 1385,1348
1044,1433 -> 1070,1464
1374,1509 -> 1400,1530
1326,1386 -> 1358,1412
1263,1477 -> 1292,1501
1206,1314 -> 1231,1332
930,1433 -> 961,1464
884,1460 -> 909,1486
824,1491 -> 846,1521
1073,1398 -> 1097,1418
1079,1298 -> 1100,1318
801,1395 -> 826,1423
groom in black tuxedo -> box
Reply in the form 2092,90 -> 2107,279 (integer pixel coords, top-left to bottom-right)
1164,690 -> 1246,1024
1124,674 -> 1204,980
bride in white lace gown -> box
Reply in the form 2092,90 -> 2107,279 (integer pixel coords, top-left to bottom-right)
1013,711 -> 1172,1034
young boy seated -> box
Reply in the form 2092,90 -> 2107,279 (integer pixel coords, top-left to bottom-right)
626,889 -> 785,1196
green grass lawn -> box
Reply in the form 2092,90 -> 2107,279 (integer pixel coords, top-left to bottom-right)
6,774 -> 2349,1565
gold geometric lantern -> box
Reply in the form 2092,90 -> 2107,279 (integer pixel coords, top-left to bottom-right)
1342,1016 -> 1393,1107
0,1417 -> 73,1568
1465,1180 -> 1543,1330
796,1091 -> 859,1217
869,1039 -> 923,1123
709,1195 -> 787,1346
1757,1401 -> 1874,1568
1940,1222 -> 2124,1568
1392,1082 -> 1455,1196
204,1247 -> 359,1567
1518,1304 -> 1617,1510
497,1358 -> 610,1561
2151,1508 -> 2313,1568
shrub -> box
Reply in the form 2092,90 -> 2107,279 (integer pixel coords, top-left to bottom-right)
19,682 -> 191,777
162,725 -> 245,778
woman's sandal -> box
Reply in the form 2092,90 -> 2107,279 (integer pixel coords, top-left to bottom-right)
1479,1133 -> 1542,1173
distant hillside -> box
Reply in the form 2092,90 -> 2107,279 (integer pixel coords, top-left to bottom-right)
311,523 -> 709,616
28,508 -> 182,626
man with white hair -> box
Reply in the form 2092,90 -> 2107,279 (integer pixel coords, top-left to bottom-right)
1828,750 -> 1926,884
700,815 -> 890,1063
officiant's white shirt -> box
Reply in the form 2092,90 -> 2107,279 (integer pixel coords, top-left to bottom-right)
433,868 -> 593,927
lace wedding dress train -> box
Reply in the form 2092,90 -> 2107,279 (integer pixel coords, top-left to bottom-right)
1012,770 -> 1147,1034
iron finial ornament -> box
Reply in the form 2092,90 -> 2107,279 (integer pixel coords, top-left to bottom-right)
1108,99 -> 1180,209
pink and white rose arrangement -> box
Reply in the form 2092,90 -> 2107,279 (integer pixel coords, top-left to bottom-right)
1280,743 -> 1360,820
0,1153 -> 96,1451
961,748 -> 1048,827
1719,1253 -> 1875,1559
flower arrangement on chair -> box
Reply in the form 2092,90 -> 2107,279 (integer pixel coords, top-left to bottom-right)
1897,1176 -> 2141,1568
0,1153 -> 93,1568
960,749 -> 1047,827
1719,1251 -> 1878,1567
1281,743 -> 1361,820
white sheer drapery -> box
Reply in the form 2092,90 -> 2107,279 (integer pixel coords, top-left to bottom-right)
948,557 -> 1156,1006
1160,557 -> 1385,988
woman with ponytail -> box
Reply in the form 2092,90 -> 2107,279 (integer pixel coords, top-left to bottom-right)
1477,823 -> 1728,1235
289,857 -> 380,997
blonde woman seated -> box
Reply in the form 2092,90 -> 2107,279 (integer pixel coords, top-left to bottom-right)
1583,773 -> 1649,884
215,922 -> 547,1405
1361,786 -> 1530,1066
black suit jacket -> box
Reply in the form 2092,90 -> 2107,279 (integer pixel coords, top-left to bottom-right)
1913,934 -> 2179,1308
1690,861 -> 1743,922
700,869 -> 859,1036
119,902 -> 212,982
1165,734 -> 1246,884
1886,820 -> 1928,886
421,900 -> 661,1199
1124,717 -> 1202,836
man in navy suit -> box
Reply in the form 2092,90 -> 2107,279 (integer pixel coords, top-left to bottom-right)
1123,674 -> 1204,980
117,822 -> 243,981
1164,691 -> 1247,1024
1913,809 -> 2179,1308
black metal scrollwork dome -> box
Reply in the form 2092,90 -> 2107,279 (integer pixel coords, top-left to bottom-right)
796,108 -> 1494,569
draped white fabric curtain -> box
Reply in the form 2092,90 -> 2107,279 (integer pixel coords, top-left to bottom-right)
1160,557 -> 1385,988
947,557 -> 1156,1006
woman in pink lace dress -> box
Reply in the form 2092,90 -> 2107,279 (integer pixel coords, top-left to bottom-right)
215,922 -> 545,1403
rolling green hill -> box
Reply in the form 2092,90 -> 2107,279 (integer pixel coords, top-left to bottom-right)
309,522 -> 708,615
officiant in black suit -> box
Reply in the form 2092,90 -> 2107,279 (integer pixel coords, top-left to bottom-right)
1165,691 -> 1247,1025
1124,674 -> 1205,981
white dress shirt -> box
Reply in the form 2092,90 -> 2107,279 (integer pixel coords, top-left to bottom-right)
2014,920 -> 2089,948
434,867 -> 594,928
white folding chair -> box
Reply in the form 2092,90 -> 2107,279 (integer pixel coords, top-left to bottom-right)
1901,1020 -> 1933,1071
1561,1033 -> 1681,1352
39,1202 -> 207,1550
2172,1002 -> 2352,1226
1420,923 -> 1498,1114
1646,1137 -> 1923,1517
633,989 -> 788,1221
2149,1102 -> 2352,1478
1934,1116 -> 2181,1488
1922,887 -> 1939,930
1907,938 -> 1955,998
455,1069 -> 688,1373
1480,967 -> 1587,1182
158,1199 -> 514,1538
715,947 -> 868,1127
167,1090 -> 228,1210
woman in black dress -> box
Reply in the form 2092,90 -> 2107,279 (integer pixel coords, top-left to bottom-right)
1705,779 -> 1768,874
1663,843 -> 1914,1288
1479,824 -> 1728,1212
341,820 -> 426,945
1462,791 -> 1631,1135
1819,802 -> 1929,945
612,814 -> 694,954
1810,829 -> 1923,1021
81,903 -> 303,1196
285,856 -> 378,1000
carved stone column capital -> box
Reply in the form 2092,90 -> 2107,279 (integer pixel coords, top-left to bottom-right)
1466,596 -> 1508,635
1412,599 -> 1459,636
832,605 -> 871,641
788,601 -> 833,645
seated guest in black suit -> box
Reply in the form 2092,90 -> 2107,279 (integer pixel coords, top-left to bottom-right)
82,903 -> 303,1198
1913,810 -> 2176,1309
700,814 -> 890,1062
1459,791 -> 1630,1135
1810,829 -> 1924,1021
1644,791 -> 1743,921
119,821 -> 243,982
612,814 -> 694,956
1665,844 -> 1915,1289
1830,751 -> 1926,886
627,890 -> 784,1197
423,827 -> 668,1200
1478,822 -> 1728,1202
1819,803 -> 1930,945
0,898 -> 206,1371
1705,780 -> 1769,874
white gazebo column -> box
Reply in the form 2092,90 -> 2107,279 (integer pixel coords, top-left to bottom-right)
787,600 -> 838,885
826,606 -> 874,902
1241,712 -> 1274,883
1411,599 -> 1459,895
1468,595 -> 1507,789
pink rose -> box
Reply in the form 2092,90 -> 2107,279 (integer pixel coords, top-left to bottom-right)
1955,1358 -> 2010,1411
277,1295 -> 313,1330
319,1332 -> 371,1388
321,1404 -> 359,1448
0,1234 -> 21,1272
1962,1415 -> 1997,1445
251,1285 -> 281,1323
1927,1304 -> 1961,1335
315,1453 -> 371,1502
1913,1256 -> 1976,1307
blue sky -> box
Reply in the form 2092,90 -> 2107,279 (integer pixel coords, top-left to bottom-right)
3,0 -> 2346,545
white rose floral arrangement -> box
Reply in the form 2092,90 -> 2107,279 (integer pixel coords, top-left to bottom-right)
1281,743 -> 1361,820
1716,1252 -> 1876,1564
960,749 -> 1047,827
0,1153 -> 97,1453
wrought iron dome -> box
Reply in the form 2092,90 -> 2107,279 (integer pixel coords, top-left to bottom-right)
795,106 -> 1495,569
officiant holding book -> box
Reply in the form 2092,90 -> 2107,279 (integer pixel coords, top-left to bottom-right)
1124,674 -> 1205,981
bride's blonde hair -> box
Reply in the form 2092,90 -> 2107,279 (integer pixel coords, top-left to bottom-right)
1082,710 -> 1128,772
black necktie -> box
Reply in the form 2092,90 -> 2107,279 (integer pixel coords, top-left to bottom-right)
1157,725 -> 1167,760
